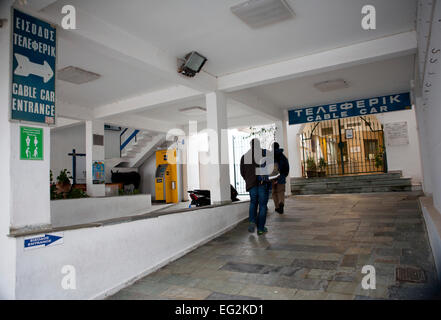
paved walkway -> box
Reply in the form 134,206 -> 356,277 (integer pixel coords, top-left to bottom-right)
109,192 -> 440,300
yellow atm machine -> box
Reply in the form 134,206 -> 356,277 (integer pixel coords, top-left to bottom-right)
155,149 -> 178,203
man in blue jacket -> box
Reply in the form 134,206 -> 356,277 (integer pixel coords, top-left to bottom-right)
271,142 -> 290,214
240,139 -> 272,235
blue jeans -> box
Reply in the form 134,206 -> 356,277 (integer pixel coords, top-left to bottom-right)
249,184 -> 270,232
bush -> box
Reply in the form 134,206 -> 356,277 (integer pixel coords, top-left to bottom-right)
66,188 -> 88,199
50,169 -> 88,200
56,169 -> 72,185
374,146 -> 385,169
306,157 -> 317,171
50,170 -> 57,200
318,157 -> 327,171
119,188 -> 141,196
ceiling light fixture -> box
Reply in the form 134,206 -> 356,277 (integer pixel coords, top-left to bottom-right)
57,66 -> 101,84
314,79 -> 349,92
179,106 -> 207,116
231,0 -> 295,29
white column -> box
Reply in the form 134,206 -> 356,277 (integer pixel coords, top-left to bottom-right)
85,120 -> 105,197
1,5 -> 51,230
286,121 -> 304,180
293,132 -> 304,177
414,96 -> 432,195
275,116 -> 292,196
10,123 -> 51,228
206,91 -> 231,205
0,0 -> 17,299
186,121 -> 200,192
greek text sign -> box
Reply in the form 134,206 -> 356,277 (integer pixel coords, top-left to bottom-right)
288,92 -> 411,125
20,126 -> 43,160
11,8 -> 56,125
384,122 -> 409,146
24,233 -> 63,251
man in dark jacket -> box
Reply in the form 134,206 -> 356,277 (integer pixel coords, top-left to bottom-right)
271,142 -> 290,214
240,138 -> 272,235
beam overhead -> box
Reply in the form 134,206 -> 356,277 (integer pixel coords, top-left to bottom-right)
103,114 -> 180,134
56,100 -> 94,121
218,31 -> 417,92
93,85 -> 203,119
228,91 -> 284,121
31,5 -> 218,93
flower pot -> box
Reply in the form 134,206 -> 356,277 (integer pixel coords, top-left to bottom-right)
306,170 -> 317,178
56,182 -> 71,194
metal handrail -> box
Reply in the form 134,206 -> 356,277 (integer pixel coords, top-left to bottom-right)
120,129 -> 140,155
119,128 -> 128,157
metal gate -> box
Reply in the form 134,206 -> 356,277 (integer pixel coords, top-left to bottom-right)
300,115 -> 387,177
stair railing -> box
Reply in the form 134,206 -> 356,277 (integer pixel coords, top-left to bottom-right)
119,128 -> 140,157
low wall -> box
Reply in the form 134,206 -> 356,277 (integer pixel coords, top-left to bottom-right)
419,197 -> 441,283
14,201 -> 249,299
51,194 -> 152,227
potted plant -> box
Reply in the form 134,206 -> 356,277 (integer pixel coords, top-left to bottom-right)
374,146 -> 385,169
306,157 -> 317,178
56,169 -> 72,195
318,157 -> 327,177
50,170 -> 58,200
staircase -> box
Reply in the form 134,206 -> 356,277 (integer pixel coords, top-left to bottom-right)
291,171 -> 413,195
105,128 -> 165,181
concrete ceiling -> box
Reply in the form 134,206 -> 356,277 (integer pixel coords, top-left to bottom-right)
56,34 -> 172,109
25,0 -> 418,129
242,54 -> 415,110
46,0 -> 417,77
135,97 -> 268,126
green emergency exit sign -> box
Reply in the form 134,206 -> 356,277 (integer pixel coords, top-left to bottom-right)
20,126 -> 43,160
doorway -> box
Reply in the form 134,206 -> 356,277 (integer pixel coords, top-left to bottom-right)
300,115 -> 387,176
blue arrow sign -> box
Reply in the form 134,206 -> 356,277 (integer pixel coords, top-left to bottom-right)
24,233 -> 63,250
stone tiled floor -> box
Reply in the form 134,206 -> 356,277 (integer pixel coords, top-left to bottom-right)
108,192 -> 441,300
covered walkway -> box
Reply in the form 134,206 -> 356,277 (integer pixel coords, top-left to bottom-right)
109,192 -> 440,300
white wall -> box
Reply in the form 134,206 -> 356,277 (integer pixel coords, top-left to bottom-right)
199,151 -> 212,190
51,124 -> 122,181
376,108 -> 423,184
50,124 -> 85,181
139,153 -> 156,198
415,0 -> 441,212
105,129 -> 121,160
10,123 -> 51,228
13,202 -> 249,299
287,124 -> 304,178
414,97 -> 433,194
51,195 -> 152,227
176,149 -> 184,202
0,0 -> 17,299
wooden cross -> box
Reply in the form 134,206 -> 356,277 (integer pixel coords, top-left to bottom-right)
68,149 -> 86,185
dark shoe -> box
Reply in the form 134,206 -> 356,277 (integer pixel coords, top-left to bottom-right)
248,223 -> 256,233
279,203 -> 284,214
257,227 -> 268,235
275,207 -> 281,214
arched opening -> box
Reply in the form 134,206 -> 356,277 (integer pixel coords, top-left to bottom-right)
299,115 -> 386,177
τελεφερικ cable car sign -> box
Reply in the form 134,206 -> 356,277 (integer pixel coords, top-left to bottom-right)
288,92 -> 411,125
10,8 -> 56,125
